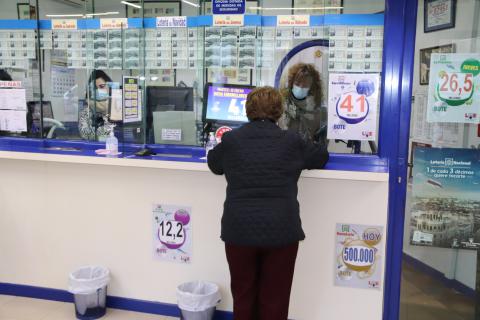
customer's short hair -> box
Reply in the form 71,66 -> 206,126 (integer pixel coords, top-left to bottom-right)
246,86 -> 284,121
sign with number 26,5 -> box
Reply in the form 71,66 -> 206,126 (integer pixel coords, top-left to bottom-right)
427,54 -> 480,124
328,73 -> 380,141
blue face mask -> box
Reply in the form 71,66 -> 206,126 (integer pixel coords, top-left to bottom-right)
292,85 -> 310,100
89,83 -> 109,101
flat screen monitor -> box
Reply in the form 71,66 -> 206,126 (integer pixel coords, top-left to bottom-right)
203,83 -> 254,124
27,101 -> 54,130
146,86 -> 194,143
147,86 -> 194,112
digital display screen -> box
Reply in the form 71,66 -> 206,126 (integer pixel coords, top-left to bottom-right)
205,84 -> 253,123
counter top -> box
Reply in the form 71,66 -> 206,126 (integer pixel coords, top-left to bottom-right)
0,137 -> 389,182
0,150 -> 388,182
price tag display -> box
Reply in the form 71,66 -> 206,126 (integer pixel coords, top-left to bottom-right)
427,54 -> 480,124
328,73 -> 379,141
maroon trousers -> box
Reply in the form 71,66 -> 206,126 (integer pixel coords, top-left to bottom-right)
225,242 -> 299,320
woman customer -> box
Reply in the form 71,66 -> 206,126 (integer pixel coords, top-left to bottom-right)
78,70 -> 113,141
207,86 -> 329,320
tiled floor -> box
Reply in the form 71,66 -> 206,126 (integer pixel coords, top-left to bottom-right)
400,259 -> 475,320
0,295 -> 178,320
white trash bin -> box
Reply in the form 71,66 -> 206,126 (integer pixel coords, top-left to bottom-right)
177,281 -> 221,320
68,266 -> 110,320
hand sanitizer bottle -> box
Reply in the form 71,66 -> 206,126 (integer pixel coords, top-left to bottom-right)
205,132 -> 217,158
106,126 -> 118,155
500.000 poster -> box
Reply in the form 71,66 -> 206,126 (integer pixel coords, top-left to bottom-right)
335,223 -> 384,290
427,54 -> 480,124
153,204 -> 192,263
328,73 -> 380,141
410,148 -> 480,249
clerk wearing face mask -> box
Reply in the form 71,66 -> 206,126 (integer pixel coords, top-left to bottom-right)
78,70 -> 113,141
279,63 -> 327,144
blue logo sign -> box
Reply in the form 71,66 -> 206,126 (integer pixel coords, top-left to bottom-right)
212,0 -> 246,14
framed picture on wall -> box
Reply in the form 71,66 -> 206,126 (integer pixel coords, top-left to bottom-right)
424,0 -> 456,33
17,3 -> 37,20
202,0 -> 259,15
419,44 -> 455,85
126,1 -> 181,18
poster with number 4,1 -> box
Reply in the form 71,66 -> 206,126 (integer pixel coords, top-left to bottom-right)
153,204 -> 192,264
427,54 -> 480,124
328,73 -> 380,141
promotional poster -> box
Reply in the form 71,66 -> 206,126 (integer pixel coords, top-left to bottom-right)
123,76 -> 141,123
328,73 -> 380,141
205,85 -> 252,123
335,223 -> 384,290
153,204 -> 192,263
410,148 -> 480,249
427,54 -> 480,124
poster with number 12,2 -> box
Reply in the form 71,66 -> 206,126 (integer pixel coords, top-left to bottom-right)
427,54 -> 480,124
327,73 -> 380,141
152,204 -> 192,264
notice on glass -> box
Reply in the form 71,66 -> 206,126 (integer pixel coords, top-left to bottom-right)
0,110 -> 27,132
410,148 -> 480,249
122,76 -> 141,123
0,89 -> 27,111
427,53 -> 480,124
426,0 -> 454,29
161,128 -> 182,141
335,223 -> 383,290
153,204 -> 192,264
328,73 -> 380,141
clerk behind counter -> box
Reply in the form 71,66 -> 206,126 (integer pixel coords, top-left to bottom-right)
78,70 -> 113,141
279,63 -> 327,145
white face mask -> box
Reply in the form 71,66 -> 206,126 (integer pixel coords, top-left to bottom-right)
292,85 -> 310,100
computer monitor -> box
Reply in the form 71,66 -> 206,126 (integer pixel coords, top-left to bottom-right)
146,86 -> 194,143
203,83 -> 254,124
147,86 -> 194,112
27,101 -> 54,132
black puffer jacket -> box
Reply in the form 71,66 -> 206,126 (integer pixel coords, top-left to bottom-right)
207,119 -> 329,247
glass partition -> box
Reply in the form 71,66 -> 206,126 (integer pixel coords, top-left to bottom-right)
0,0 -> 387,158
